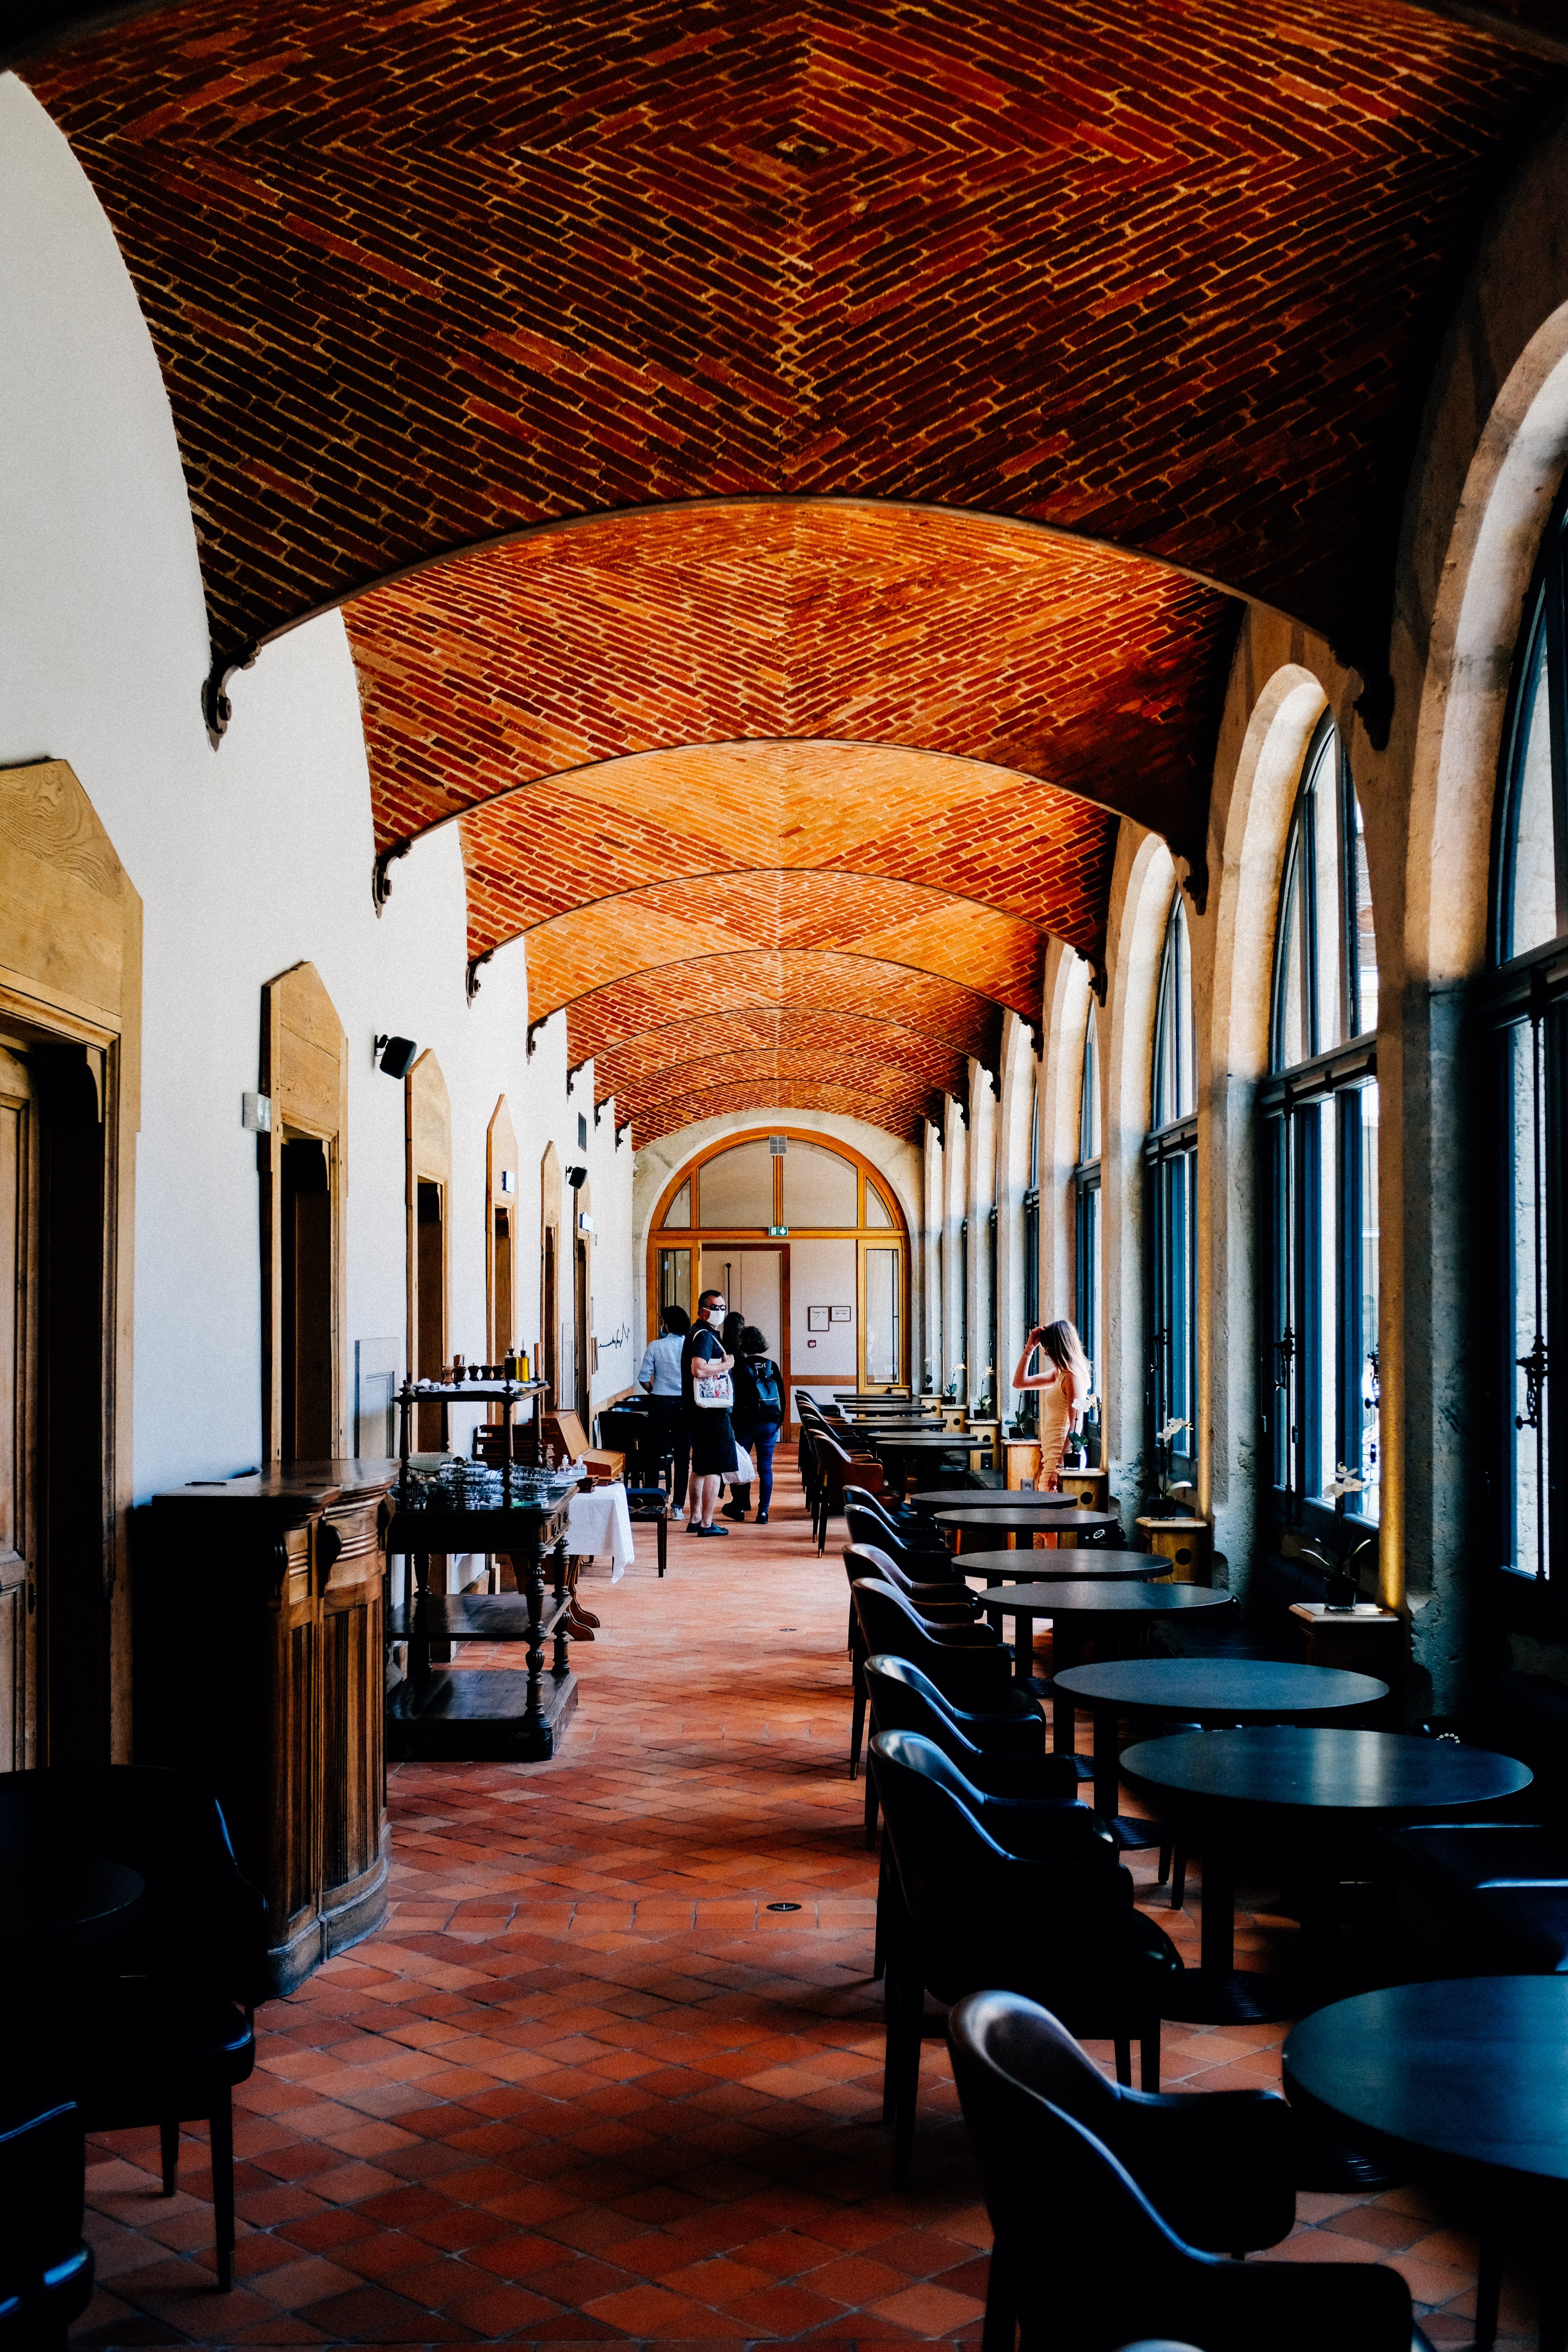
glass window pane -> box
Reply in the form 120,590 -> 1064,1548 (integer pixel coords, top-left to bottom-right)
1312,1105 -> 1338,1503
1275,838 -> 1305,1072
1081,1004 -> 1100,1159
1508,1020 -> 1548,1573
1507,623 -> 1558,959
781,1139 -> 858,1228
1175,901 -> 1194,1118
697,1141 -> 773,1226
661,1178 -> 690,1228
1309,733 -> 1347,1051
864,1248 -> 900,1385
1352,790 -> 1378,1038
864,1182 -> 892,1228
658,1247 -> 690,1317
1357,1081 -> 1380,1521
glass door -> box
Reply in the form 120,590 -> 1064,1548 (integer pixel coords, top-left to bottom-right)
862,1245 -> 901,1389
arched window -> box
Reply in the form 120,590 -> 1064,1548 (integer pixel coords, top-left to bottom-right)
1021,1069 -> 1040,1415
1492,498 -> 1568,1581
1261,718 -> 1380,1535
1074,1000 -> 1101,1399
1147,897 -> 1197,1490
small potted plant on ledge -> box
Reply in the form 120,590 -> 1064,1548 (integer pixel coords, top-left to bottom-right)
1298,1465 -> 1376,1610
1146,1416 -> 1192,1517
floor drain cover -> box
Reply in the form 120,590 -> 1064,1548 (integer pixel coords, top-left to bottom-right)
767,1901 -> 802,1912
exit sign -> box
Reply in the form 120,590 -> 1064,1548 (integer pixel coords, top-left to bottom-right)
768,1224 -> 789,1237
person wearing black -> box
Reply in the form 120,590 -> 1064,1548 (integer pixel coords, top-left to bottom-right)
722,1323 -> 785,1523
636,1301 -> 691,1514
681,1287 -> 736,1537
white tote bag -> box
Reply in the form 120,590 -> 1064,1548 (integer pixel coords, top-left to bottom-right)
732,1433 -> 756,1480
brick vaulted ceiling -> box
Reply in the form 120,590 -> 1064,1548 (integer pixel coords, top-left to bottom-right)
24,0 -> 1560,1138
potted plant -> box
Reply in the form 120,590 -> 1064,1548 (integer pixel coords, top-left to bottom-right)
1148,1416 -> 1191,1516
1298,1466 -> 1376,1610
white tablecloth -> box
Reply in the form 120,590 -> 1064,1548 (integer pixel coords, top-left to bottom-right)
567,1481 -> 635,1581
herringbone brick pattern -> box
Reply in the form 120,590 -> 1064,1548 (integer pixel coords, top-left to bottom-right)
69,1456 -> 1540,2346
29,2 -> 1547,660
351,506 -> 1217,881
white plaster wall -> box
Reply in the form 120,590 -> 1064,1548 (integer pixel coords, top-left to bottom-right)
0,76 -> 629,1498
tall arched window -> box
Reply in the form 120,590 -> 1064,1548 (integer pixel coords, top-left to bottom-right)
1260,718 -> 1380,1536
1148,896 -> 1197,1487
1492,495 -> 1568,1582
1019,1070 -> 1041,1431
1074,1001 -> 1102,1396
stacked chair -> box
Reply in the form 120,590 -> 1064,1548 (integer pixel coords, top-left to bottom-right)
949,1990 -> 1426,2352
810,1422 -> 886,1553
0,1766 -> 267,2291
873,1727 -> 1184,2181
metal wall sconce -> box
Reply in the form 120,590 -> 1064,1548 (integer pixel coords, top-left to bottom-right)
375,1034 -> 418,1078
566,1164 -> 589,1192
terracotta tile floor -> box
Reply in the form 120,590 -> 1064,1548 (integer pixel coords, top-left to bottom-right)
73,1455 -> 1540,2346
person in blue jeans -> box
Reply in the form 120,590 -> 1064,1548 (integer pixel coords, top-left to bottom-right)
722,1324 -> 785,1523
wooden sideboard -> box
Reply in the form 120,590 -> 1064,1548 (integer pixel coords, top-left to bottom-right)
141,1460 -> 395,1994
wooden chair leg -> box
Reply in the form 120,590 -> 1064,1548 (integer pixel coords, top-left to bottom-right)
873,1840 -> 889,1982
864,1754 -> 879,1847
1113,2037 -> 1132,2087
1140,2019 -> 1160,2091
159,2118 -> 179,2197
210,2097 -> 235,2292
850,1686 -> 866,1780
1156,1840 -> 1171,1885
657,1514 -> 667,1577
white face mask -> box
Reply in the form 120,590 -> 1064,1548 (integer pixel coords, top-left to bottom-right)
706,1307 -> 724,1328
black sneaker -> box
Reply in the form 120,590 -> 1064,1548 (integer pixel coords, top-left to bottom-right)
756,1511 -> 770,1523
721,1502 -> 747,1521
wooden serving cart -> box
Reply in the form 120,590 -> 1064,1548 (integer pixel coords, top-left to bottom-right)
382,1374 -> 578,1761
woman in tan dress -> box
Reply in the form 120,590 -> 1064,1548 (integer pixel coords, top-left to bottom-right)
1012,1319 -> 1092,1489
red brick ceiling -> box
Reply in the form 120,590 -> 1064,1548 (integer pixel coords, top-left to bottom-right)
24,0 -> 1556,1136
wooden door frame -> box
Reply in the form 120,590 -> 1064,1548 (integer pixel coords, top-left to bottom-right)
0,760 -> 141,1761
406,1051 -> 452,1396
261,963 -> 349,1464
648,1127 -> 911,1427
540,1142 -> 562,1407
486,1096 -> 519,1362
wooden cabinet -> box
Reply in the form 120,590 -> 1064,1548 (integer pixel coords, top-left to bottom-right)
141,1460 -> 393,1995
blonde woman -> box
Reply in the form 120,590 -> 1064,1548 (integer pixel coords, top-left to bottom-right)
1012,1319 -> 1092,1489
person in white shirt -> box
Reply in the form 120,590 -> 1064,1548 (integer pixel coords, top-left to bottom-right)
637,1303 -> 690,1515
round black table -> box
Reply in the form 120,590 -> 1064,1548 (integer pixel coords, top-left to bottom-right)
970,1573 -> 1231,1691
958,1548 -> 1160,1593
934,1504 -> 1100,1553
1284,1978 -> 1568,2350
867,1430 -> 995,1491
940,1506 -> 1123,1552
1121,1727 -> 1533,2022
908,1487 -> 1077,1512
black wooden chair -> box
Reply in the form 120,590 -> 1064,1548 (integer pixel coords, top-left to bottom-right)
813,1427 -> 886,1552
948,1990 -> 1298,2350
0,2099 -> 93,2348
862,1648 -> 1079,1845
844,1491 -> 951,1563
872,1727 -> 1184,2182
0,1767 -> 265,2291
947,1989 -> 1425,2352
849,1575 -> 1020,1775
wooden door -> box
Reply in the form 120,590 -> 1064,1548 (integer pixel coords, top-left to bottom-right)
574,1237 -> 590,1421
261,963 -> 348,1465
0,1037 -> 36,1770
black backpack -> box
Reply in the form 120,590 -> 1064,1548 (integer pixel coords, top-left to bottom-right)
747,1358 -> 783,1425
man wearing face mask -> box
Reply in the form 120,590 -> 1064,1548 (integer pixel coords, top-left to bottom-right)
681,1287 -> 736,1537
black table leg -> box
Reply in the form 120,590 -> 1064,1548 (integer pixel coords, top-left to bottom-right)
1092,1701 -> 1119,1818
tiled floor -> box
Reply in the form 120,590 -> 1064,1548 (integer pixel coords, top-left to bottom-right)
74,1455 -> 1540,2346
